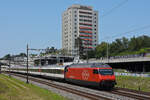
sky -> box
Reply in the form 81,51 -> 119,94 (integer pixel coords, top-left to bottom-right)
0,0 -> 150,57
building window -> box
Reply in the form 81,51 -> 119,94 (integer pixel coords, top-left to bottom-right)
79,19 -> 92,22
94,29 -> 96,31
79,11 -> 92,15
74,31 -> 77,33
79,15 -> 92,18
75,15 -> 77,17
95,40 -> 96,42
75,19 -> 77,21
94,25 -> 96,27
95,32 -> 96,34
75,35 -> 77,37
94,21 -> 96,23
74,27 -> 77,29
94,13 -> 96,16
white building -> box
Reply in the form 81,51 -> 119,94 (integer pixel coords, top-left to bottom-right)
62,5 -> 98,56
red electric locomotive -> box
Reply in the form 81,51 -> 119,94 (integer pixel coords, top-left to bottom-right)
64,63 -> 116,89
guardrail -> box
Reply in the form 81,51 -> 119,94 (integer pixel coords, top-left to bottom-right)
89,57 -> 150,63
115,72 -> 150,77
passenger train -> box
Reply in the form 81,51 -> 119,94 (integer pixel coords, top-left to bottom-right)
7,63 -> 116,89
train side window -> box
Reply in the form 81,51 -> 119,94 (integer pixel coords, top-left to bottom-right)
93,69 -> 98,74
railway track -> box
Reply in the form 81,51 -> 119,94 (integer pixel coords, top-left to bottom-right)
7,73 -> 111,100
110,89 -> 150,100
5,72 -> 150,100
115,87 -> 150,96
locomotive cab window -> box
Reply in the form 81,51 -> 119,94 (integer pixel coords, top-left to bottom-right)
93,69 -> 98,74
64,65 -> 69,72
99,69 -> 114,75
65,68 -> 68,72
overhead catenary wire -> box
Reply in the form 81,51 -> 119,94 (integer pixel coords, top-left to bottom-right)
99,0 -> 129,43
101,0 -> 128,18
100,24 -> 150,42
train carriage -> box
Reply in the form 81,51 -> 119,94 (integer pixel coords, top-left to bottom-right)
10,65 -> 65,80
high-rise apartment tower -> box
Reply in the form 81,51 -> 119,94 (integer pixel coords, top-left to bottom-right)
62,5 -> 98,56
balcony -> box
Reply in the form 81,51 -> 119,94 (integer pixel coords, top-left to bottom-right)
80,34 -> 92,37
79,26 -> 92,30
79,23 -> 92,26
79,11 -> 92,15
81,38 -> 92,41
80,30 -> 92,34
83,46 -> 93,49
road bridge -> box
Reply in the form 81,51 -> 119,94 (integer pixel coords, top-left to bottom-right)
89,57 -> 150,72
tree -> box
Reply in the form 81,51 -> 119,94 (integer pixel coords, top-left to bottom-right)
19,53 -> 27,57
109,41 -> 119,56
59,49 -> 68,55
122,37 -> 129,51
97,35 -> 150,57
45,46 -> 57,54
88,50 -> 96,58
3,54 -> 11,60
128,36 -> 139,51
95,42 -> 107,58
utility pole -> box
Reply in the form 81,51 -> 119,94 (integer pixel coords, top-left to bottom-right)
86,50 -> 89,63
9,57 -> 11,77
26,44 -> 29,84
86,40 -> 89,63
0,63 -> 1,74
107,41 -> 109,63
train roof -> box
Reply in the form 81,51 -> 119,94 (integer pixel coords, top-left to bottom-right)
11,65 -> 65,69
69,63 -> 111,68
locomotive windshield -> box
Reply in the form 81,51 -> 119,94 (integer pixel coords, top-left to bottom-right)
99,69 -> 114,75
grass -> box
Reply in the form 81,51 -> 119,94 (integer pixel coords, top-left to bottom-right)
0,74 -> 68,100
116,76 -> 150,92
113,69 -> 127,73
